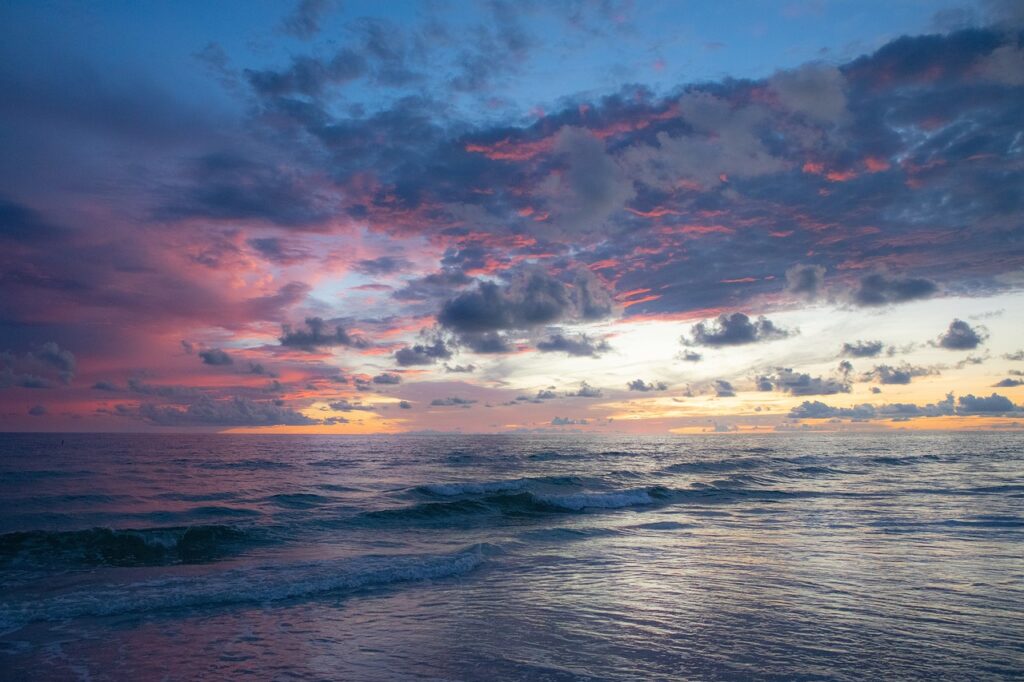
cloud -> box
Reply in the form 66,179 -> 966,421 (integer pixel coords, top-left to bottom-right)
936,319 -> 987,350
568,382 -> 602,398
956,393 -> 1020,414
0,198 -> 66,242
394,337 -> 453,366
543,127 -> 636,234
866,363 -> 938,385
444,363 -> 475,373
430,396 -> 477,406
139,396 -> 318,426
28,404 -> 47,416
994,378 -> 1023,387
714,379 -> 736,397
785,264 -> 826,300
852,273 -> 938,307
438,269 -> 613,337
551,416 -> 588,425
684,313 -> 791,347
0,342 -> 76,389
398,400 -> 412,409
536,333 -> 610,357
628,379 -> 668,392
280,317 -> 370,351
280,0 -> 332,40
1004,350 -> 1024,361
769,63 -> 848,123
248,237 -> 310,264
760,368 -> 850,395
372,373 -> 401,385
841,340 -> 884,358
681,350 -> 703,362
199,348 -> 233,366
353,256 -> 413,276
328,399 -> 374,412
789,394 -> 957,420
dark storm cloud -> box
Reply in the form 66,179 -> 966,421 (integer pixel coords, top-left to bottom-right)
851,273 -> 938,307
628,379 -> 668,392
936,319 -> 987,350
279,317 -> 370,351
683,313 -> 790,347
139,396 -> 318,426
535,333 -> 610,357
841,340 -> 885,358
199,348 -> 233,366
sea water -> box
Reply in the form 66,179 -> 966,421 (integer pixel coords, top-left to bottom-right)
1,433 -> 1022,680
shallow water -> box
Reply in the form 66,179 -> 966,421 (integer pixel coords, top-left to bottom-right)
1,432 -> 1022,680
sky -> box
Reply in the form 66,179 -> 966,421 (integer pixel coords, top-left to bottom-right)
1,0 -> 1023,434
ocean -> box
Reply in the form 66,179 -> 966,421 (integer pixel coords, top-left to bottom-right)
0,432 -> 1022,680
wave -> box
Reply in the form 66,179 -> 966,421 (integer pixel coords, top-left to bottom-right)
414,476 -> 580,497
0,524 -> 260,568
0,546 -> 487,630
364,486 -> 669,523
265,493 -> 334,508
870,454 -> 941,466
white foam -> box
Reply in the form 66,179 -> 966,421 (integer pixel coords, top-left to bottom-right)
536,489 -> 655,511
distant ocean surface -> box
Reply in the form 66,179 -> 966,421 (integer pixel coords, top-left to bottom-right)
1,433 -> 1022,680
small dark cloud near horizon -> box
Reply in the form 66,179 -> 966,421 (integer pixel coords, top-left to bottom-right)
430,396 -> 477,407
714,379 -> 736,397
841,340 -> 884,358
936,319 -> 987,350
628,379 -> 668,392
683,313 -> 790,347
866,363 -> 938,385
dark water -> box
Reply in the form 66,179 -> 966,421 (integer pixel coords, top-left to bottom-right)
0,433 -> 1022,680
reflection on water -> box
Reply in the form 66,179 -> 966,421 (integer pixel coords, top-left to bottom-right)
1,432 -> 1022,679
